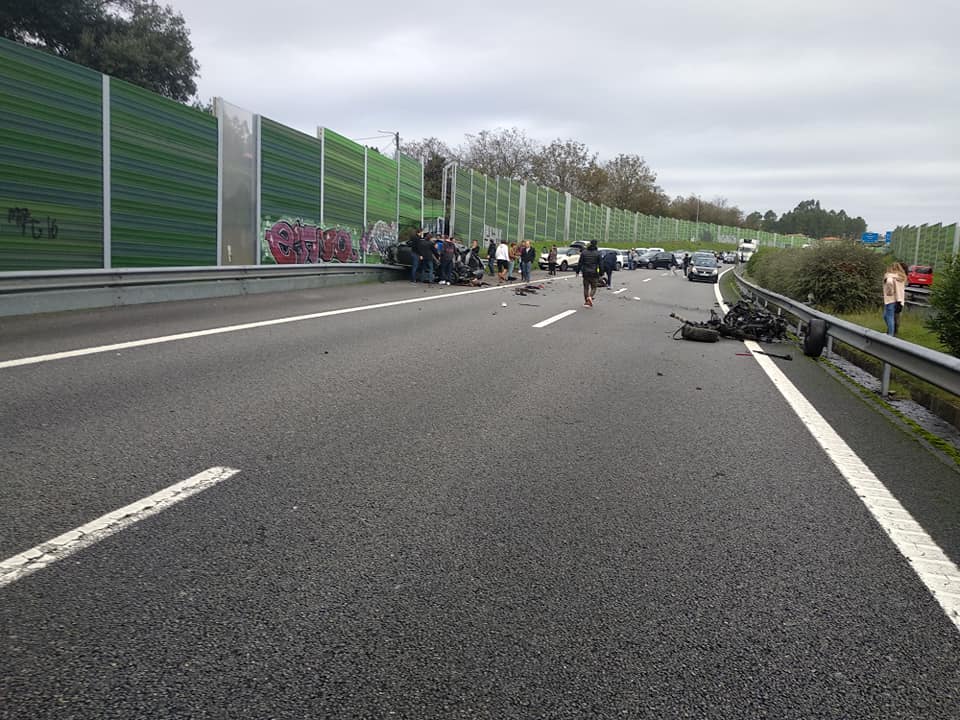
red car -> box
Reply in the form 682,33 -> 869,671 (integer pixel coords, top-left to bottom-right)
907,265 -> 933,287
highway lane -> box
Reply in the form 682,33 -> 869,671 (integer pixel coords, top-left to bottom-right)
1,268 -> 959,718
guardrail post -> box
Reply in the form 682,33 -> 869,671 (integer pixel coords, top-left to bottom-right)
881,362 -> 891,398
826,336 -> 833,358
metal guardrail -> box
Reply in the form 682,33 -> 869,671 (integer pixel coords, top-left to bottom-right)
732,271 -> 960,398
0,263 -> 403,294
0,263 -> 406,317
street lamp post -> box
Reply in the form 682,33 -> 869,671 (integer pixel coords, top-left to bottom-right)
694,195 -> 700,242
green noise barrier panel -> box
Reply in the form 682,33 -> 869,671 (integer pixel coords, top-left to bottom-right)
453,168 -> 472,238
470,172 -> 485,243
110,79 -> 218,267
366,150 -> 397,225
483,177 -> 497,237
0,38 -> 103,270
524,182 -> 538,242
322,128 -> 364,234
261,118 -> 321,225
398,154 -> 422,230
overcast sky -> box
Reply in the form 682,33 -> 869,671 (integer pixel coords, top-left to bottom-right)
175,0 -> 958,232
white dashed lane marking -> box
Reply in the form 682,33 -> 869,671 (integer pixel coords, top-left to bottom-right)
533,310 -> 577,328
0,466 -> 241,588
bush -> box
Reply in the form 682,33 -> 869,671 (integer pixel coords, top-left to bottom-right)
927,253 -> 960,357
748,242 -> 886,313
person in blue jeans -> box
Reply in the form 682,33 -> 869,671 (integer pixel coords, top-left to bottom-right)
414,231 -> 436,283
520,240 -> 535,282
882,263 -> 906,335
409,229 -> 423,282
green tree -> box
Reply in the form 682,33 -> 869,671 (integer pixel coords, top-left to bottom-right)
2,0 -> 199,102
777,199 -> 866,240
401,137 -> 453,200
600,153 -> 666,214
457,127 -> 537,179
530,139 -> 595,195
926,253 -> 960,356
761,210 -> 779,231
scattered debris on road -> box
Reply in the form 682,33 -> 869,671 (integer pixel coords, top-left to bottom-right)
671,298 -> 789,344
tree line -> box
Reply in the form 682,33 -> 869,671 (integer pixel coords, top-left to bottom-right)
403,129 -> 867,241
5,3 -> 867,241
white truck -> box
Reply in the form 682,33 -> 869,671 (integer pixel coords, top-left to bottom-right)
737,239 -> 758,263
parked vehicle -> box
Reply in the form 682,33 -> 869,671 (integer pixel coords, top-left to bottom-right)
907,265 -> 934,287
599,248 -> 627,270
539,245 -> 581,271
688,254 -> 720,283
722,251 -> 737,264
643,251 -> 677,270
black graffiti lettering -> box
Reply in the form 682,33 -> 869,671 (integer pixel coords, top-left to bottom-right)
4,208 -> 59,239
7,207 -> 33,235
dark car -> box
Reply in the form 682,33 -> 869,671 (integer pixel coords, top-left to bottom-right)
687,254 -> 719,283
644,251 -> 677,269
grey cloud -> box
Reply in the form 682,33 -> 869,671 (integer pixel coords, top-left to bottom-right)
174,0 -> 960,232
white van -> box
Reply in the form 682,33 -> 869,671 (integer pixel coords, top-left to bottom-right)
737,239 -> 758,262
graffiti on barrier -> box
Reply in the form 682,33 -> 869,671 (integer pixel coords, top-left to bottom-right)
6,207 -> 59,239
360,220 -> 397,257
483,224 -> 503,243
263,219 -> 358,264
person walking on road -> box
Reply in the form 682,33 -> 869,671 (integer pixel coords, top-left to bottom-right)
601,248 -> 617,289
882,262 -> 907,336
547,245 -> 558,276
578,240 -> 602,307
486,238 -> 497,276
495,239 -> 510,284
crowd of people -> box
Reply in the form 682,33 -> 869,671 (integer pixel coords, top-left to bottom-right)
407,230 -> 483,285
487,239 -> 537,284
407,233 -> 919,330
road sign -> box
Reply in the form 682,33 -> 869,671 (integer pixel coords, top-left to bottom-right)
861,232 -> 879,244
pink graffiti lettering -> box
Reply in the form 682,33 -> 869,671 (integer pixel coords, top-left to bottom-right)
265,220 -> 358,264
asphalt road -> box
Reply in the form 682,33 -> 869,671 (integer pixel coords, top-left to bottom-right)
1,266 -> 958,718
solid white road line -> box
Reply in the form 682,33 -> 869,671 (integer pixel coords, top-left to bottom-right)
0,279 -> 572,370
533,310 -> 577,328
713,285 -> 960,633
0,466 -> 240,589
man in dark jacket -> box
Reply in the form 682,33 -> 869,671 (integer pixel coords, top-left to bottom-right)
578,240 -> 602,307
601,249 -> 617,289
415,232 -> 436,283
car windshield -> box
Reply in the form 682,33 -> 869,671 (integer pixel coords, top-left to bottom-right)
695,257 -> 717,267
